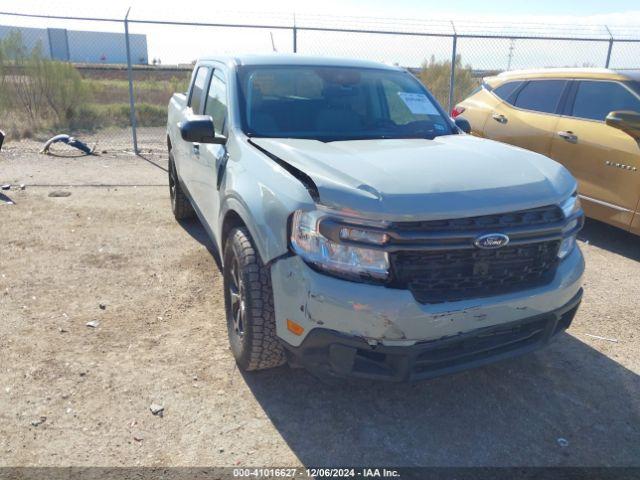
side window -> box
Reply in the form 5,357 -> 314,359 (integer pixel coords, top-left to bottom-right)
572,81 -> 640,121
204,70 -> 228,135
492,81 -> 523,104
514,80 -> 567,114
188,66 -> 209,114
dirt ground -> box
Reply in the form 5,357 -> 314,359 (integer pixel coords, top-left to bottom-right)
0,139 -> 639,469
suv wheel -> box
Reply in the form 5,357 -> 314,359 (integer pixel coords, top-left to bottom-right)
168,151 -> 194,220
223,227 -> 286,371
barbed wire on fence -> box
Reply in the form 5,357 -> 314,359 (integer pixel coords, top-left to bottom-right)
1,9 -> 640,153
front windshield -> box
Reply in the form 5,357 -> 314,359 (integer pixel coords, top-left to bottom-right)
237,65 -> 455,141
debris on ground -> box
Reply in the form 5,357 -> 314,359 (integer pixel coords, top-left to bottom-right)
41,134 -> 94,155
584,333 -> 619,343
133,435 -> 144,442
557,438 -> 570,447
85,320 -> 100,328
149,403 -> 164,417
19,184 -> 26,190
99,303 -> 107,310
31,416 -> 47,427
1,184 -> 10,190
48,191 -> 72,198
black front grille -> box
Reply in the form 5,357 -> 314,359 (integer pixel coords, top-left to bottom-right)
391,240 -> 560,304
390,205 -> 564,233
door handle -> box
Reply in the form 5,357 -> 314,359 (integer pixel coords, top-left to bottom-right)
492,113 -> 508,124
192,143 -> 200,155
558,131 -> 578,143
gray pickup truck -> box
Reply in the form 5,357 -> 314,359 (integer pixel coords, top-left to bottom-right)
167,55 -> 585,381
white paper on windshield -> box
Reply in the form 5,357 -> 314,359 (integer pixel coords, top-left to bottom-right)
397,92 -> 439,115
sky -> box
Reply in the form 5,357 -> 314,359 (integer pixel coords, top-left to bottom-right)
3,0 -> 640,23
1,0 -> 640,68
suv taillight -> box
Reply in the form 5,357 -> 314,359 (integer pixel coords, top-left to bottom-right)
451,105 -> 465,118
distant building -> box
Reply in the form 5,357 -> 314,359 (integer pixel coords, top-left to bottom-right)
0,24 -> 148,65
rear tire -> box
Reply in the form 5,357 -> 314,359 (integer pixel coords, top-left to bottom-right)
168,150 -> 194,220
223,227 -> 286,371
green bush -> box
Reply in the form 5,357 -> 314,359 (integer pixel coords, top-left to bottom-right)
0,30 -> 87,128
135,103 -> 167,127
42,61 -> 87,123
68,103 -> 167,130
419,55 -> 479,108
70,104 -> 131,130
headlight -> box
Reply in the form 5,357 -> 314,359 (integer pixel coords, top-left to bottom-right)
558,191 -> 582,259
290,210 -> 389,281
558,235 -> 576,259
560,192 -> 582,218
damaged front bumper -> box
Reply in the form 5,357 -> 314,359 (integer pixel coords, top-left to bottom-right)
283,289 -> 582,382
270,246 -> 584,380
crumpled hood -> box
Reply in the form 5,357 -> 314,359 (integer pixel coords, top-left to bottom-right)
251,135 -> 576,220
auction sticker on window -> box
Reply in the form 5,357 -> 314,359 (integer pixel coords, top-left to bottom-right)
397,92 -> 439,115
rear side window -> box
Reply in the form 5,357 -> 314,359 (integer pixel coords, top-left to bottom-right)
189,66 -> 209,114
572,81 -> 640,121
204,70 -> 228,135
493,81 -> 522,103
514,80 -> 567,114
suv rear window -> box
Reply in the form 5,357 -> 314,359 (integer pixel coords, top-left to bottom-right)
492,81 -> 522,103
514,80 -> 567,114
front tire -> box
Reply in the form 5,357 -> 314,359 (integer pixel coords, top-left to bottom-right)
168,151 -> 194,220
223,227 -> 286,371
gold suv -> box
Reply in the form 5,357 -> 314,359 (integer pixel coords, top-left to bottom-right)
455,68 -> 640,235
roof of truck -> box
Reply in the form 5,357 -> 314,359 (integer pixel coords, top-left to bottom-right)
198,54 -> 401,70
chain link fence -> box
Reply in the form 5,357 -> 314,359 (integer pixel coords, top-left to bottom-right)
1,10 -> 640,154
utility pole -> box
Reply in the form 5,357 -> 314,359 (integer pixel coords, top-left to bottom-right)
507,38 -> 515,70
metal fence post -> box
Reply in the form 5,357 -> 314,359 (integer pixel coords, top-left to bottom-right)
448,22 -> 457,113
293,14 -> 297,53
124,7 -> 138,153
605,25 -> 614,68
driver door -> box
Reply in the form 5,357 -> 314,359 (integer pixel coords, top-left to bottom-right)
191,68 -> 229,228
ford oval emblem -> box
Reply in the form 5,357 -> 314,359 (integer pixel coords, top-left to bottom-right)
474,233 -> 510,249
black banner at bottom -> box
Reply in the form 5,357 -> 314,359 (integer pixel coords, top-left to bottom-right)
1,468 -> 639,480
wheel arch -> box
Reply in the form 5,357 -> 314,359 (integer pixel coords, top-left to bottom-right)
221,209 -> 247,253
219,200 -> 288,267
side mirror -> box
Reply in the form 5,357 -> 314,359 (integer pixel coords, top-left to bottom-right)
179,115 -> 226,144
605,111 -> 640,139
454,117 -> 471,134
